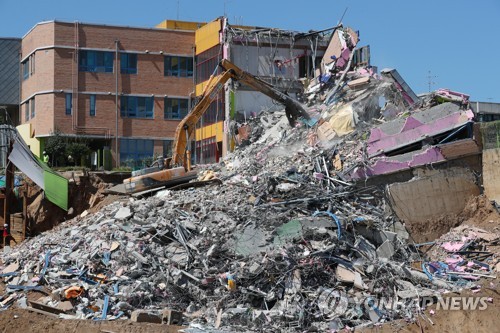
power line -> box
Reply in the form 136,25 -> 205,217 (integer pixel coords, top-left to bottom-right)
426,70 -> 438,92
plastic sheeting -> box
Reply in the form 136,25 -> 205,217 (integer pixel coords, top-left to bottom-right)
44,170 -> 68,211
8,134 -> 68,210
8,138 -> 45,189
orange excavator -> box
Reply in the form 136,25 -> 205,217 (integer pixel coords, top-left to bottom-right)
121,59 -> 309,194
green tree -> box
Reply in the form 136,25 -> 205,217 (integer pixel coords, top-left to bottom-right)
44,130 -> 67,166
66,142 -> 91,166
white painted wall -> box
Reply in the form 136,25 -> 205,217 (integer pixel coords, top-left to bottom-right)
231,44 -> 305,79
234,90 -> 297,117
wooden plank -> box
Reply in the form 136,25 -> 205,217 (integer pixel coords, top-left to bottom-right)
26,306 -> 60,319
29,300 -> 67,314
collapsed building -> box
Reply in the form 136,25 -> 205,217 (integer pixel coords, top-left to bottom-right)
0,20 -> 498,333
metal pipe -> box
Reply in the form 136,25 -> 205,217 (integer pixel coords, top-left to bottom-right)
115,40 -> 119,168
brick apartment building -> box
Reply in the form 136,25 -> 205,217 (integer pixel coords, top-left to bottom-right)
19,20 -> 197,168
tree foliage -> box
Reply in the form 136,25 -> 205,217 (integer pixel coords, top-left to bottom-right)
44,130 -> 67,166
44,129 -> 91,166
66,142 -> 91,165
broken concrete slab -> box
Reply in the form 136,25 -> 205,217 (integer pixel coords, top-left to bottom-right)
376,240 -> 395,259
336,265 -> 355,283
131,310 -> 162,323
114,207 -> 132,220
162,309 -> 183,325
482,148 -> 500,203
387,167 -> 480,224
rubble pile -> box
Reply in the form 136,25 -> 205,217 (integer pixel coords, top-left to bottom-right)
0,106 -> 492,332
0,25 -> 496,332
425,225 -> 499,283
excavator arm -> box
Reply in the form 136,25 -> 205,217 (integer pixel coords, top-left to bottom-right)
219,59 -> 310,126
120,60 -> 310,194
172,59 -> 310,169
171,69 -> 235,167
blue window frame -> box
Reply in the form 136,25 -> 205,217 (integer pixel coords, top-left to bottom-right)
24,102 -> 29,121
163,139 -> 173,158
120,53 -> 137,74
90,94 -> 96,116
65,93 -> 72,115
30,98 -> 35,118
79,50 -> 114,73
164,98 -> 188,120
120,96 -> 154,119
164,56 -> 193,77
22,59 -> 30,80
120,138 -> 154,168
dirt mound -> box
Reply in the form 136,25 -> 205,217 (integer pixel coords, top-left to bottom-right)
26,173 -> 114,235
461,195 -> 499,231
406,195 -> 500,243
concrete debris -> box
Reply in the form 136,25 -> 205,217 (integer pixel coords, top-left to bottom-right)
0,103 -> 492,331
1,23 -> 498,333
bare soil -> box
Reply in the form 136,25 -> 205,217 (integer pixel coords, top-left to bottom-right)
26,172 -> 116,234
406,195 -> 500,243
0,308 -> 184,333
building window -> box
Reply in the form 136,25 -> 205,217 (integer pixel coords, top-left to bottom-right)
24,102 -> 29,121
202,96 -> 224,125
164,56 -> 193,77
65,93 -> 72,115
120,138 -> 154,168
30,98 -> 35,119
22,59 -> 30,80
195,136 -> 217,164
90,94 -> 96,116
79,50 -> 114,73
196,46 -> 221,83
120,96 -> 154,119
163,139 -> 173,158
120,53 -> 137,74
164,98 -> 188,120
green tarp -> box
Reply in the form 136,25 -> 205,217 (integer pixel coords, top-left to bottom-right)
43,171 -> 68,211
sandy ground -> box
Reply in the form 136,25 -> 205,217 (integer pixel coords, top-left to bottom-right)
0,308 -> 184,333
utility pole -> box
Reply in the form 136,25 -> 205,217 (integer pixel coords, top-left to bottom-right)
426,70 -> 438,92
115,40 -> 119,168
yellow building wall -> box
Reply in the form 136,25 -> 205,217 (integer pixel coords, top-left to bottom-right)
195,19 -> 222,55
156,20 -> 205,31
195,121 -> 224,142
17,123 -> 42,157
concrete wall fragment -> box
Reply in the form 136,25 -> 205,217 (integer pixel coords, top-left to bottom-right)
482,148 -> 500,202
387,167 -> 480,223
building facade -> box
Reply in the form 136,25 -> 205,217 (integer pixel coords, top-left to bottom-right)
0,38 -> 21,125
192,18 -> 329,163
19,20 -> 196,168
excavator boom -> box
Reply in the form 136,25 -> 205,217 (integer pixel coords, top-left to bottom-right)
120,60 -> 309,194
172,59 -> 309,167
